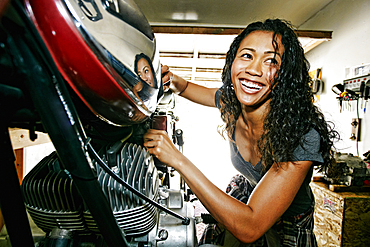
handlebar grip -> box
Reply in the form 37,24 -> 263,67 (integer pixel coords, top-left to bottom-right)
175,129 -> 184,146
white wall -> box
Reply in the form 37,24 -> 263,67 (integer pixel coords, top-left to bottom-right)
173,82 -> 239,191
24,142 -> 55,175
9,129 -> 55,177
301,0 -> 370,157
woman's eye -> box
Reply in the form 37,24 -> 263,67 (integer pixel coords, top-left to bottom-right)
241,53 -> 252,59
266,58 -> 279,66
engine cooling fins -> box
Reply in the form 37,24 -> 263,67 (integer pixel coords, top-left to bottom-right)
87,142 -> 160,235
21,153 -> 88,234
21,143 -> 160,236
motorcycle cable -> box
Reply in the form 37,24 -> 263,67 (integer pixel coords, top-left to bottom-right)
85,138 -> 191,225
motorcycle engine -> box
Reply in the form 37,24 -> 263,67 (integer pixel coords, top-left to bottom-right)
21,137 -> 197,246
14,0 -> 199,245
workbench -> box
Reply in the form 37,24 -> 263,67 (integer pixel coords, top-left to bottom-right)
311,182 -> 370,247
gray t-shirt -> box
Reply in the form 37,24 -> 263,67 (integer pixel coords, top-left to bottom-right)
229,128 -> 323,217
215,89 -> 323,216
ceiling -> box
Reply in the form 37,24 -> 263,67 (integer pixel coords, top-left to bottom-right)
134,0 -> 334,29
133,0 -> 334,84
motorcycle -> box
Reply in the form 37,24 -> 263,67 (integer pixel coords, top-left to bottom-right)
0,0 -> 197,246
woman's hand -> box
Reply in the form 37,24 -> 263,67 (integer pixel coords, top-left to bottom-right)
161,64 -> 188,95
162,64 -> 218,106
143,129 -> 184,169
161,64 -> 172,92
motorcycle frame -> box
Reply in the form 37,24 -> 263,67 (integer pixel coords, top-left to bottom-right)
0,1 -> 129,245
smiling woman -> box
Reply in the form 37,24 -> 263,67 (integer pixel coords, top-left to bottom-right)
144,19 -> 339,246
231,31 -> 283,110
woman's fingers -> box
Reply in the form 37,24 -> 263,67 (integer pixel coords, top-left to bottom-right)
143,129 -> 182,167
143,129 -> 167,154
143,129 -> 166,142
161,64 -> 173,90
161,64 -> 169,74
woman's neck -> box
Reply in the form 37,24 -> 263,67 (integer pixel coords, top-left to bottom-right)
235,104 -> 269,166
239,100 -> 269,135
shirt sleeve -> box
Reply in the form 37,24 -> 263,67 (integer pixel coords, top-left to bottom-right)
215,88 -> 221,109
292,128 -> 324,163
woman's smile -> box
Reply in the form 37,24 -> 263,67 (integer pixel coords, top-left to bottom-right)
240,78 -> 264,93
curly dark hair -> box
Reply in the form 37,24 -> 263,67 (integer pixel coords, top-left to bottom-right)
134,53 -> 158,89
219,19 -> 338,172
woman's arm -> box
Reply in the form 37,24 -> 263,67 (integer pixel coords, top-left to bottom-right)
143,129 -> 313,243
162,65 -> 219,107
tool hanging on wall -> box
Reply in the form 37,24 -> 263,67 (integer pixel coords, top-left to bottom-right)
363,81 -> 370,113
332,83 -> 344,112
331,81 -> 369,112
309,68 -> 323,94
364,85 -> 369,113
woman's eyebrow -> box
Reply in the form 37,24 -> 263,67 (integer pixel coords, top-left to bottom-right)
265,51 -> 282,58
239,47 -> 255,53
239,48 -> 282,58
141,65 -> 150,71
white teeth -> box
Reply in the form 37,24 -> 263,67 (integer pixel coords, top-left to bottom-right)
241,80 -> 263,90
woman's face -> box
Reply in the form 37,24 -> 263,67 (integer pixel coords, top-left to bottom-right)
231,30 -> 284,108
137,58 -> 155,87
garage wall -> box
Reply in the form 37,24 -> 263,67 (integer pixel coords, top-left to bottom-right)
301,0 -> 370,157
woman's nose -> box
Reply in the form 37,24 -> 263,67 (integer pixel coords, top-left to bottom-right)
141,73 -> 148,81
246,60 -> 263,77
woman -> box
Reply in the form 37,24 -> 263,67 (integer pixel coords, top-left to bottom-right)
144,19 -> 338,246
134,53 -> 157,88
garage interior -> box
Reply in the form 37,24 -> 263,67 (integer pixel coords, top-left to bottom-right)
1,0 -> 370,246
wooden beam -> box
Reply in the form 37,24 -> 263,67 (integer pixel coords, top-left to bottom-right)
151,26 -> 243,35
296,30 -> 332,39
151,26 -> 332,39
14,148 -> 24,183
9,128 -> 51,150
